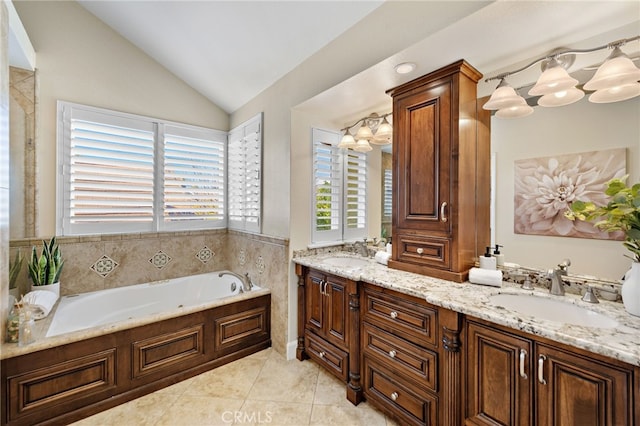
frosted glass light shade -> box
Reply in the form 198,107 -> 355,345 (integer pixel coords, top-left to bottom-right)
589,82 -> 640,103
355,123 -> 374,140
338,131 -> 356,149
528,64 -> 579,96
537,87 -> 584,107
584,47 -> 640,91
483,82 -> 527,110
353,139 -> 372,152
375,117 -> 392,139
495,104 -> 534,118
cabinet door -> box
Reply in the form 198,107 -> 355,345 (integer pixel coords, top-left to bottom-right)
535,343 -> 633,426
394,77 -> 452,235
325,275 -> 348,347
465,321 -> 533,426
305,270 -> 325,334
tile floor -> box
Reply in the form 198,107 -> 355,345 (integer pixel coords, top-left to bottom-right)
73,348 -> 400,426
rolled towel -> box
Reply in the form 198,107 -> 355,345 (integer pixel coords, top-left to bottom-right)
375,250 -> 391,266
23,290 -> 59,320
468,267 -> 503,287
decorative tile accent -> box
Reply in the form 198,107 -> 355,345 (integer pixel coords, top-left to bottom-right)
256,255 -> 265,274
238,249 -> 246,266
91,255 -> 118,278
196,246 -> 215,264
149,250 -> 172,270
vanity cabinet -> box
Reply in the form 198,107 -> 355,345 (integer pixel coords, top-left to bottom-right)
361,283 -> 462,425
386,59 -> 491,282
295,265 -> 362,404
464,318 -> 638,426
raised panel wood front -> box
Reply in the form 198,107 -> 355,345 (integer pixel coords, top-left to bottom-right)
396,234 -> 451,270
535,343 -> 633,426
305,331 -> 348,380
465,321 -> 533,426
213,306 -> 269,353
325,276 -> 348,346
305,271 -> 325,333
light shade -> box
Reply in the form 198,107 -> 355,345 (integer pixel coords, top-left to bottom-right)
338,130 -> 356,149
483,80 -> 527,110
372,117 -> 392,144
528,59 -> 579,96
355,122 -> 374,140
495,104 -> 534,118
589,82 -> 640,103
584,47 -> 640,91
352,139 -> 372,152
537,87 -> 585,107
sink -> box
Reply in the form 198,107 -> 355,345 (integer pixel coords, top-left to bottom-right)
488,293 -> 619,329
321,257 -> 370,269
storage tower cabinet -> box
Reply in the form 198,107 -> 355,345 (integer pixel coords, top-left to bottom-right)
387,60 -> 491,282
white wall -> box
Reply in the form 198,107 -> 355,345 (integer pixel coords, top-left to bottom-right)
14,1 -> 229,236
493,96 -> 640,281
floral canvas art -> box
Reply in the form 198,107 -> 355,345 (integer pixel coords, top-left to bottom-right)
514,148 -> 626,240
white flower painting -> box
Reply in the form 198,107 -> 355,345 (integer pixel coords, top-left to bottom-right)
514,148 -> 626,240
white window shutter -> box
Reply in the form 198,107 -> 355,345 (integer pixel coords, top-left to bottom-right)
312,128 -> 342,244
343,150 -> 367,241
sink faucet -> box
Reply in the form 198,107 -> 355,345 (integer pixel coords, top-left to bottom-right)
354,239 -> 369,257
547,259 -> 571,296
219,271 -> 253,292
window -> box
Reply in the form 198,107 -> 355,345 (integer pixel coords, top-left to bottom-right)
227,113 -> 263,233
57,101 -> 227,236
312,128 -> 367,244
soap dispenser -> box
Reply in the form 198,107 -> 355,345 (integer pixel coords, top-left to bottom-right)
493,244 -> 504,267
479,246 -> 497,270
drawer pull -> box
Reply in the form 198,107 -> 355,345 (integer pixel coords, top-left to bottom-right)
390,311 -> 398,319
538,354 -> 547,385
389,350 -> 397,358
417,248 -> 424,255
390,391 -> 399,401
440,202 -> 448,222
319,351 -> 325,358
519,349 -> 528,379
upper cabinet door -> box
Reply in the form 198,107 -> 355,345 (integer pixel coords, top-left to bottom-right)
394,77 -> 452,235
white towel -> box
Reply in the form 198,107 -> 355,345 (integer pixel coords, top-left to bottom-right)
468,267 -> 503,287
375,250 -> 391,265
23,290 -> 59,320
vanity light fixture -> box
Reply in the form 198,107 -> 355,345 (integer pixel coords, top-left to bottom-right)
339,112 -> 392,151
484,35 -> 640,118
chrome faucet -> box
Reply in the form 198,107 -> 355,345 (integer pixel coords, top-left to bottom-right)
547,259 -> 571,296
354,239 -> 369,257
219,271 -> 253,292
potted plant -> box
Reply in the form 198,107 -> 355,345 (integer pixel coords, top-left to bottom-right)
27,237 -> 64,297
565,176 -> 640,316
9,250 -> 23,299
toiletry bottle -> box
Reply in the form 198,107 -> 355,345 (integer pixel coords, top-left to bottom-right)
18,306 -> 35,347
479,246 -> 497,270
6,302 -> 20,343
493,244 -> 504,267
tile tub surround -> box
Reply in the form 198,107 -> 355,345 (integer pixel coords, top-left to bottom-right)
293,252 -> 640,367
8,229 -> 290,355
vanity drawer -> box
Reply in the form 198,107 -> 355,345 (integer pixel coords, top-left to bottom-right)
304,331 -> 348,381
362,286 -> 438,348
362,322 -> 437,392
395,234 -> 451,270
363,355 -> 438,426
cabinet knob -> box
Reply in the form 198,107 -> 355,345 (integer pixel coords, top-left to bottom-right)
319,351 -> 325,358
416,248 -> 424,255
389,350 -> 397,358
390,311 -> 398,319
390,392 -> 399,401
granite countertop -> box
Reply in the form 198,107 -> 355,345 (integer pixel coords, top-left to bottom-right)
1,287 -> 272,360
294,252 -> 640,367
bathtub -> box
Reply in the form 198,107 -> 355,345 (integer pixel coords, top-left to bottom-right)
47,271 -> 257,337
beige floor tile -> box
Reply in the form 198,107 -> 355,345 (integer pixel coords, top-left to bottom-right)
155,395 -> 245,426
313,369 -> 351,407
245,347 -> 273,360
155,374 -> 199,396
247,353 -> 319,404
72,393 -> 178,426
185,356 -> 266,399
236,400 -> 313,425
309,402 -> 388,426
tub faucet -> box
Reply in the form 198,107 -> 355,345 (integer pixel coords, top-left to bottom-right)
219,271 -> 253,292
547,259 -> 571,296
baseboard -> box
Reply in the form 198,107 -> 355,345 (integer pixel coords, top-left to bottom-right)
286,340 -> 298,360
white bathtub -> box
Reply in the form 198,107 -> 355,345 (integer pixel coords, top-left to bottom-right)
46,271 -> 256,337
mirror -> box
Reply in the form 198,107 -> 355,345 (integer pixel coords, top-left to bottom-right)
9,66 -> 37,239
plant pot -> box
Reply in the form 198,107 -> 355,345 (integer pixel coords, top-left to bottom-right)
621,262 -> 640,317
31,282 -> 60,299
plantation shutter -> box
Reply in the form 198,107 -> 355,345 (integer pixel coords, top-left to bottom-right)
343,150 -> 367,241
59,105 -> 156,235
383,168 -> 392,221
312,128 -> 342,243
161,124 -> 226,230
227,113 -> 262,233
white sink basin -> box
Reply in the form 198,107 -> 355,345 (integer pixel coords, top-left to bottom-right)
489,293 -> 619,329
321,257 -> 370,269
